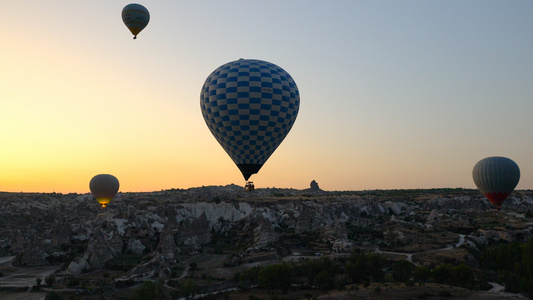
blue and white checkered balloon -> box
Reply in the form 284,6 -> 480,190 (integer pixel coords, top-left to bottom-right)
200,59 -> 300,180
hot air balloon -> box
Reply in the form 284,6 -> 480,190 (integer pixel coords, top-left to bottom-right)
121,3 -> 150,39
90,174 -> 120,208
472,156 -> 520,208
200,59 -> 300,183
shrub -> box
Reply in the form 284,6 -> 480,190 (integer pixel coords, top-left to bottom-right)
66,278 -> 81,287
45,275 -> 55,287
45,291 -> 63,300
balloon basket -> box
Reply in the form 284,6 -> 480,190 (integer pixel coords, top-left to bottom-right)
244,181 -> 255,191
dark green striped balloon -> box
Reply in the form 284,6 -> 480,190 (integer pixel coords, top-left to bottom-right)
122,3 -> 150,39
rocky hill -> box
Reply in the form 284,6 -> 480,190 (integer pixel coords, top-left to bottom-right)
0,186 -> 532,298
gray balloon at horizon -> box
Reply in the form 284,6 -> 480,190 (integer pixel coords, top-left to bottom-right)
472,156 -> 520,208
200,59 -> 300,181
90,174 -> 120,208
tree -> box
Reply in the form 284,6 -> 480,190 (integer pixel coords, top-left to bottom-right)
35,277 -> 42,288
451,264 -> 475,289
258,263 -> 292,293
480,237 -> 533,297
413,266 -> 431,283
155,278 -> 171,300
181,279 -> 198,298
237,266 -> 262,288
189,262 -> 198,271
431,264 -> 475,288
133,279 -> 172,300
299,257 -> 339,287
432,265 -> 452,285
392,260 -> 414,282
135,281 -> 156,300
345,252 -> 386,283
314,270 -> 335,290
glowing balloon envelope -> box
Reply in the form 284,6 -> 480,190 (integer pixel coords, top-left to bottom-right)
200,59 -> 300,180
90,174 -> 120,208
472,156 -> 520,207
122,3 -> 150,39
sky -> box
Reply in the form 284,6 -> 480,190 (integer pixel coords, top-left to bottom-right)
0,1 -> 532,193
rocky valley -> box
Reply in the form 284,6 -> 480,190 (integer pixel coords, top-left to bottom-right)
0,185 -> 532,299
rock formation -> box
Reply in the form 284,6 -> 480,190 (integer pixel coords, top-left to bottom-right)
310,180 -> 320,191
0,186 -> 531,278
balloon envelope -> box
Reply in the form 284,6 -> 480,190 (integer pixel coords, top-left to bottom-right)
121,3 -> 150,39
200,59 -> 300,180
90,174 -> 120,208
472,156 -> 520,207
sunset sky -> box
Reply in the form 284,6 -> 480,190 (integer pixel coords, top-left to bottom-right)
1,1 -> 532,193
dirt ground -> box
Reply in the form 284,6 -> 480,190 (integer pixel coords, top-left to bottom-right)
223,282 -> 529,300
0,291 -> 46,300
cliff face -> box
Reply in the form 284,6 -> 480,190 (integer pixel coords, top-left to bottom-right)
0,187 -> 532,276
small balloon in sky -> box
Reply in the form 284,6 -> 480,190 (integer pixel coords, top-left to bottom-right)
200,59 -> 300,182
121,3 -> 150,39
90,174 -> 120,208
472,156 -> 520,208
